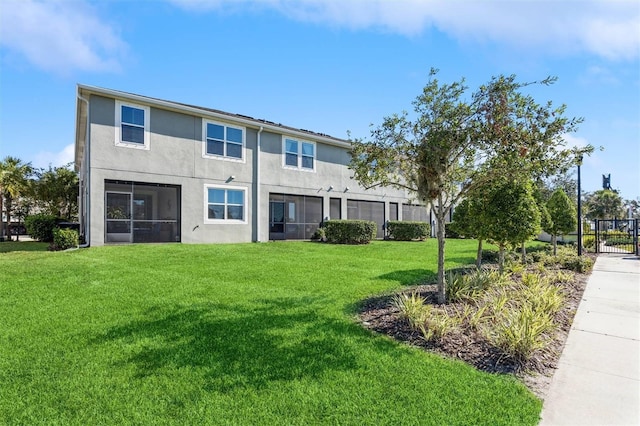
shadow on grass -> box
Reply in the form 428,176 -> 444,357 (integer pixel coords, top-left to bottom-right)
377,269 -> 436,286
91,297 -> 361,392
0,241 -> 49,253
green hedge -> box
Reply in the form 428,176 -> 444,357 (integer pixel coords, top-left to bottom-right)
51,228 -> 79,251
25,214 -> 60,242
324,220 -> 376,245
387,221 -> 430,241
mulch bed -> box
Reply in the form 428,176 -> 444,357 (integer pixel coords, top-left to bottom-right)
357,257 -> 595,399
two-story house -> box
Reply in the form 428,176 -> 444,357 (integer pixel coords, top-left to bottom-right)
74,85 -> 431,245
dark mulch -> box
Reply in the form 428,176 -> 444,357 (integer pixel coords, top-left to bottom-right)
357,257 -> 595,398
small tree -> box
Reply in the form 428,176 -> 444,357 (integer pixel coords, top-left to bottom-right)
545,189 -> 577,255
482,179 -> 541,273
450,194 -> 489,268
350,71 -> 588,302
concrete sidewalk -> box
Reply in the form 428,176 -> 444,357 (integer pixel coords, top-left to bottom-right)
540,254 -> 640,425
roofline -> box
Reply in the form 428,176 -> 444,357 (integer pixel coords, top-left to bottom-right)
76,84 -> 352,149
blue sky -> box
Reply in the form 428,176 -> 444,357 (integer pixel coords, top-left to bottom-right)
1,0 -> 638,201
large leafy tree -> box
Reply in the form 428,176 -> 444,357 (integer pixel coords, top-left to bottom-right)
583,189 -> 624,220
0,156 -> 34,241
545,188 -> 577,255
32,164 -> 79,220
350,70 -> 588,303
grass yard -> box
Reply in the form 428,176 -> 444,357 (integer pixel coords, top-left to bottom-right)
1,240 -> 541,425
0,240 -> 49,253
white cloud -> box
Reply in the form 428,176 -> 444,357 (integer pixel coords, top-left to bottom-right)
562,133 -> 589,149
0,0 -> 127,74
562,133 -> 602,168
33,144 -> 75,169
170,0 -> 640,61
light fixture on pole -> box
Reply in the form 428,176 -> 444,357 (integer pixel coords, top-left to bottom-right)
577,154 -> 583,256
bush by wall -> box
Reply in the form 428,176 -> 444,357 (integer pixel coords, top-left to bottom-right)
324,220 -> 376,245
25,214 -> 60,242
310,227 -> 326,242
387,221 -> 430,241
50,228 -> 79,251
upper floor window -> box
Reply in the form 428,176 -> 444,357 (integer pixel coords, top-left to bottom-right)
283,137 -> 315,171
203,121 -> 245,161
115,101 -> 150,149
205,185 -> 246,223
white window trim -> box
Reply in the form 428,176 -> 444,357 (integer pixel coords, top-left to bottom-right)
115,100 -> 150,150
204,184 -> 248,224
281,137 -> 316,172
202,120 -> 246,163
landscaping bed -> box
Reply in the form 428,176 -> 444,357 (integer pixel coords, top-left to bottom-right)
358,248 -> 596,399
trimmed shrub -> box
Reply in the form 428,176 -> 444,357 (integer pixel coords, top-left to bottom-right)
324,220 -> 376,245
559,255 -> 594,273
387,221 -> 430,241
310,227 -> 326,242
25,214 -> 59,242
445,225 -> 460,239
50,228 -> 79,251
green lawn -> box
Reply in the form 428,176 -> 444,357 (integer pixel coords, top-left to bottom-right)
1,241 -> 541,425
0,240 -> 49,253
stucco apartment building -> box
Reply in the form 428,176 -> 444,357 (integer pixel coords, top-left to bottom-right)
74,85 -> 430,246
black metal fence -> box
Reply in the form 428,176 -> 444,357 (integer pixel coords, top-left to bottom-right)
586,219 -> 639,255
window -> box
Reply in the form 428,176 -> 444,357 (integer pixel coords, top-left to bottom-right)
116,101 -> 150,149
283,137 -> 315,171
205,185 -> 246,223
203,121 -> 245,161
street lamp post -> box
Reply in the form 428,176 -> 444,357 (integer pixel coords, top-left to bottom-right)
577,154 -> 583,256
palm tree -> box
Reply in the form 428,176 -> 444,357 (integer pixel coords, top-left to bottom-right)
0,156 -> 33,241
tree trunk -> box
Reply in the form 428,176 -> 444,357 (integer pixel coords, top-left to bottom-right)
476,239 -> 483,269
435,200 -> 447,304
498,245 -> 506,274
552,234 -> 557,255
521,241 -> 526,263
4,195 -> 11,242
0,191 -> 4,241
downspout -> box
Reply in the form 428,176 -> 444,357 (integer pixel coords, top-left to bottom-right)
77,94 -> 91,247
256,126 -> 264,242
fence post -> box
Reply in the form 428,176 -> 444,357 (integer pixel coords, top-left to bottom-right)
633,219 -> 640,256
595,219 -> 599,254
